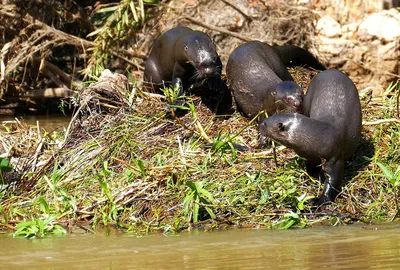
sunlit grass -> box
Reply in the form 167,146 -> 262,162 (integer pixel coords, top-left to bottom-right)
0,76 -> 399,237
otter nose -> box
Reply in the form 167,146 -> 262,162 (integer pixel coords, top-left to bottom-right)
203,67 -> 216,77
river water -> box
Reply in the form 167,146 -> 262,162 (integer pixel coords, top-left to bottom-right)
1,223 -> 400,269
0,114 -> 71,132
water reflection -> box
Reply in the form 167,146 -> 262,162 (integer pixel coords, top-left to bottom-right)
0,114 -> 71,132
1,224 -> 400,269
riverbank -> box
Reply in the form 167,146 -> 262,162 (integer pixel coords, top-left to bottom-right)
1,69 -> 399,237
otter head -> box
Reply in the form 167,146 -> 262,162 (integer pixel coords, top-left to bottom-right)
259,113 -> 300,144
272,81 -> 304,114
183,33 -> 221,78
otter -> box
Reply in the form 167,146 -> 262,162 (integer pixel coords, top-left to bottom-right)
144,26 -> 231,113
273,45 -> 326,71
144,26 -> 222,93
260,69 -> 362,205
226,41 -> 325,120
227,41 -> 297,119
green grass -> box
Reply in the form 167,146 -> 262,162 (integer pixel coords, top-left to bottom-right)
0,77 -> 399,238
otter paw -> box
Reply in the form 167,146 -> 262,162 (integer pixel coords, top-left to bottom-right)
207,79 -> 220,92
310,195 -> 333,207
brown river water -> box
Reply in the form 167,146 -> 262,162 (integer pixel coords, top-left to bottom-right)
1,223 -> 400,269
0,114 -> 72,132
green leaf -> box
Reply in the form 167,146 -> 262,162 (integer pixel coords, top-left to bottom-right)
0,158 -> 13,173
198,188 -> 216,204
227,141 -> 237,159
278,218 -> 297,230
97,6 -> 119,13
276,212 -> 300,230
168,104 -> 190,111
87,27 -> 105,38
377,162 -> 395,184
133,158 -> 146,177
38,197 -> 50,214
185,181 -> 197,192
0,158 -> 9,167
204,206 -> 216,219
211,141 -> 225,151
193,196 -> 200,223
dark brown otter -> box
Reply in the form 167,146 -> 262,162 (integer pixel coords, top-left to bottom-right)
227,41 -> 297,119
226,41 -> 325,120
273,45 -> 326,71
260,69 -> 362,206
144,26 -> 223,92
144,26 -> 231,114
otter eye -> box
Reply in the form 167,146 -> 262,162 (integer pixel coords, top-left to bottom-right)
271,91 -> 276,97
278,123 -> 285,131
184,45 -> 188,51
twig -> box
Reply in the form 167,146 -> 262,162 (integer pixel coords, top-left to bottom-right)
112,157 -> 141,173
0,223 -> 14,230
363,118 -> 400,125
98,103 -> 120,110
250,145 -> 287,158
195,120 -> 212,143
182,16 -> 252,42
140,92 -> 166,100
33,56 -> 83,89
170,108 -> 197,134
220,0 -> 252,22
0,11 -> 146,72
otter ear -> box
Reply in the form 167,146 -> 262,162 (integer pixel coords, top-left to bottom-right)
278,122 -> 285,131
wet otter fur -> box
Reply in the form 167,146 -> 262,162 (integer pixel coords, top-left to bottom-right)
260,69 -> 362,206
143,26 -> 232,114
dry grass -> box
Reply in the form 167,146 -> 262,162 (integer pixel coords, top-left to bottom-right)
1,68 -> 399,236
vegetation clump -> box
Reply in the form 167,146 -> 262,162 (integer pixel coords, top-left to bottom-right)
1,68 -> 399,237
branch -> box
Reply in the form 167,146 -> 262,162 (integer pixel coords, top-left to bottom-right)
220,0 -> 252,22
32,56 -> 82,89
0,10 -> 147,68
250,145 -> 287,157
181,16 -> 252,42
363,118 -> 400,125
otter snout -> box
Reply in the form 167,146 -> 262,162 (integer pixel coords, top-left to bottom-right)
284,96 -> 301,106
203,67 -> 217,76
197,65 -> 217,77
292,99 -> 301,107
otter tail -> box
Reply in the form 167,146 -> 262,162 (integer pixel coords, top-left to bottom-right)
273,45 -> 326,70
